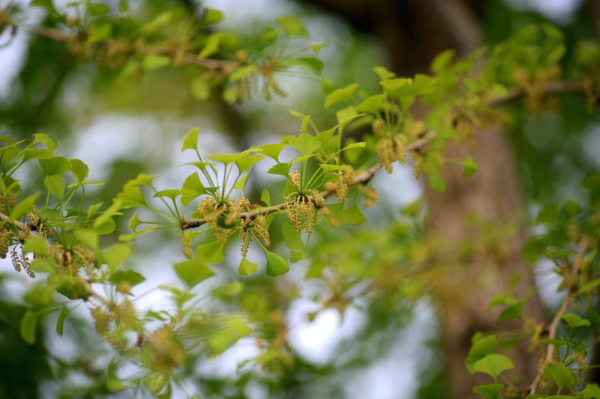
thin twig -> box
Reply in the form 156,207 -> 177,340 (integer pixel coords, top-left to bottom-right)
529,236 -> 590,395
22,24 -> 235,71
0,212 -> 30,231
182,81 -> 593,230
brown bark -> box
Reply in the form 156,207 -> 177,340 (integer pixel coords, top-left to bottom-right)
297,0 -> 544,397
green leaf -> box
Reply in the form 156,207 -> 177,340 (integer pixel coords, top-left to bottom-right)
109,270 -> 146,287
119,0 -> 129,12
466,335 -> 497,372
21,148 -> 53,163
290,249 -> 306,263
341,142 -> 367,151
265,249 -> 290,277
373,66 -> 396,80
202,8 -> 224,25
544,362 -> 575,390
143,55 -> 171,71
191,78 -> 211,100
343,203 -> 367,225
212,281 -> 244,298
128,213 -> 143,231
20,310 -> 38,344
234,170 -> 251,194
282,223 -> 304,250
30,259 -> 56,273
199,32 -> 238,58
88,24 -> 112,44
209,152 -> 245,164
579,279 -> 600,294
561,314 -> 591,329
154,189 -> 181,200
289,133 -> 321,156
380,77 -> 413,97
463,156 -> 478,177
238,257 -> 259,276
472,384 -> 503,397
276,15 -> 309,37
204,315 -> 252,356
181,173 -> 206,205
88,2 -> 111,15
268,163 -> 291,176
429,173 -> 447,193
261,189 -> 271,206
118,225 -> 157,241
32,133 -> 57,150
356,93 -> 386,114
497,299 -> 526,322
56,307 -> 68,336
336,106 -> 360,129
582,384 -> 600,399
310,42 -> 327,53
94,199 -> 122,229
229,65 -> 257,82
39,156 -> 69,175
103,243 -> 132,270
472,354 -> 514,380
196,241 -> 224,263
249,143 -> 286,161
117,179 -> 147,208
44,175 -> 66,201
69,159 -> 89,182
182,127 -> 200,152
325,83 -> 359,108
320,163 -> 352,173
236,154 -> 264,171
74,229 -> 99,251
431,49 -> 456,73
174,260 -> 215,288
282,57 -> 324,73
67,180 -> 104,189
560,200 -> 582,217
23,236 -> 49,256
10,193 -> 40,220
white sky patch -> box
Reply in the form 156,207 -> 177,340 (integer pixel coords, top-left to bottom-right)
344,301 -> 437,399
203,0 -> 293,32
287,300 -> 366,364
0,2 -> 44,98
506,0 -> 584,23
534,259 -> 564,309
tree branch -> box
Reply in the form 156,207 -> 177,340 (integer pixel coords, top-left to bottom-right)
21,24 -> 235,71
181,80 -> 592,230
529,235 -> 591,394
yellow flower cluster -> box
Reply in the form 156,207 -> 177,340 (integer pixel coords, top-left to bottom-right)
376,136 -> 408,173
289,171 -> 301,190
146,325 -> 185,375
197,197 -> 240,244
11,245 -> 34,278
358,185 -> 379,207
261,60 -> 287,101
514,65 -> 562,113
324,170 -> 355,201
0,227 -> 11,259
235,77 -> 253,104
180,235 -> 193,259
239,214 -> 270,257
285,190 -> 325,233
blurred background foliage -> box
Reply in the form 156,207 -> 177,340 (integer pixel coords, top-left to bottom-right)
0,0 -> 599,398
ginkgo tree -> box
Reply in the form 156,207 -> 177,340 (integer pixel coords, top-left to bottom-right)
1,1 -> 600,398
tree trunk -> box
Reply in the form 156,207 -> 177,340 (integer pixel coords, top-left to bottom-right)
297,0 -> 544,396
